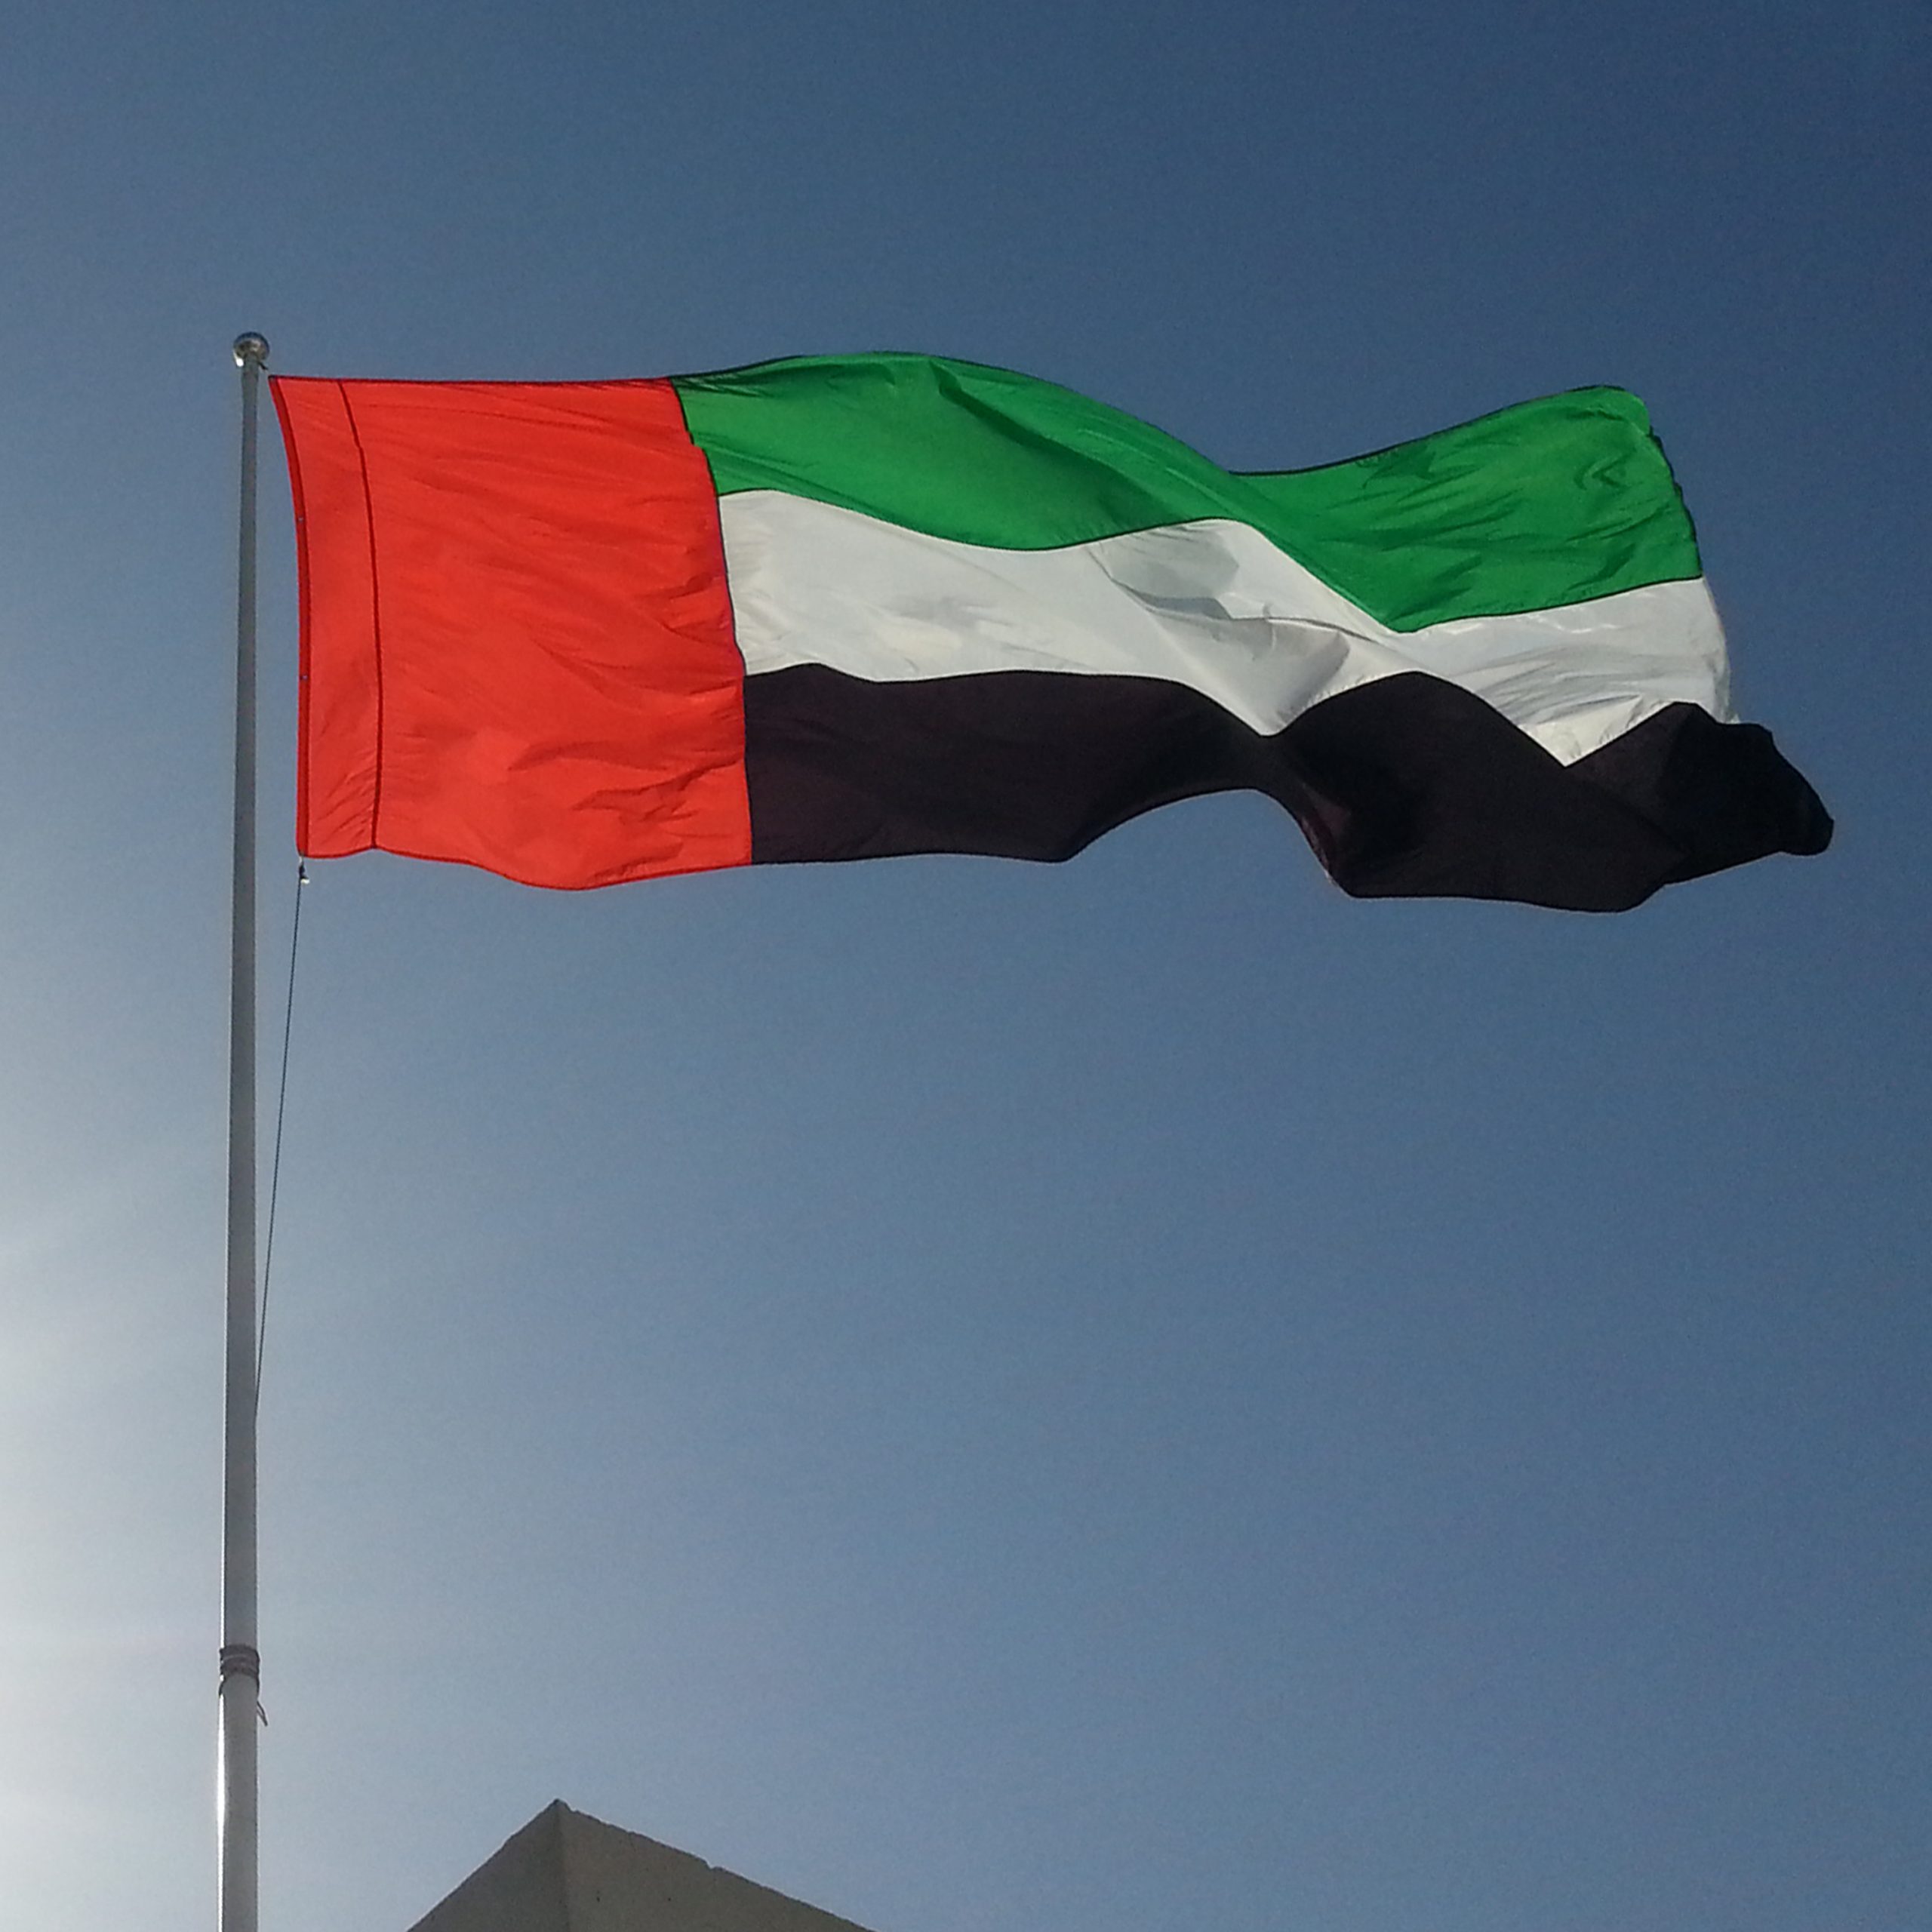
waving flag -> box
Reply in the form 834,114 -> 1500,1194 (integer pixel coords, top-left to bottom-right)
270,355 -> 1828,909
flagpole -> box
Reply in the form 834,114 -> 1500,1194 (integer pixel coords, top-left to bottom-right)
220,330 -> 269,1932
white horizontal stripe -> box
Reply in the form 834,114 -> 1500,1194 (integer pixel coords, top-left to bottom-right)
717,494 -> 1732,766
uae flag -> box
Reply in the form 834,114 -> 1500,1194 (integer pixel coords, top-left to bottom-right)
269,355 -> 1829,909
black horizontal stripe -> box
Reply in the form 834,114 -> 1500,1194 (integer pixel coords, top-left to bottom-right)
740,666 -> 1829,912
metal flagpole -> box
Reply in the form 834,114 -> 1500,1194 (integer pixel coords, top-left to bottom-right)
220,330 -> 269,1932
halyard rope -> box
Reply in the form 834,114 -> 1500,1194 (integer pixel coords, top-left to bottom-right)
254,861 -> 306,1411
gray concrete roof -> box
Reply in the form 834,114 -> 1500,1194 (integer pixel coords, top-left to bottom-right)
407,1802 -> 879,1932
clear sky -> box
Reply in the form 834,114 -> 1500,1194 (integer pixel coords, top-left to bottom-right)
1,3 -> 1927,1929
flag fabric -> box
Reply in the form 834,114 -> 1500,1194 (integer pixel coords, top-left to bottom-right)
269,355 -> 1829,909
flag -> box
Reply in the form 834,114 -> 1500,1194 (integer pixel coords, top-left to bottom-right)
269,355 -> 1829,909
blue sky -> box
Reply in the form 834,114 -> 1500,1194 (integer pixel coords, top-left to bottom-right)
1,3 -> 1927,1928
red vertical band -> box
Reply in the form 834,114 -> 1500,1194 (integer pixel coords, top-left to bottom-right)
269,376 -> 751,889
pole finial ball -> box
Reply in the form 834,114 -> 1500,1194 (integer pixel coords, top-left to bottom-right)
232,333 -> 270,368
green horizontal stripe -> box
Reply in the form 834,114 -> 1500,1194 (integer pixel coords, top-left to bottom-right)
672,355 -> 1702,632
